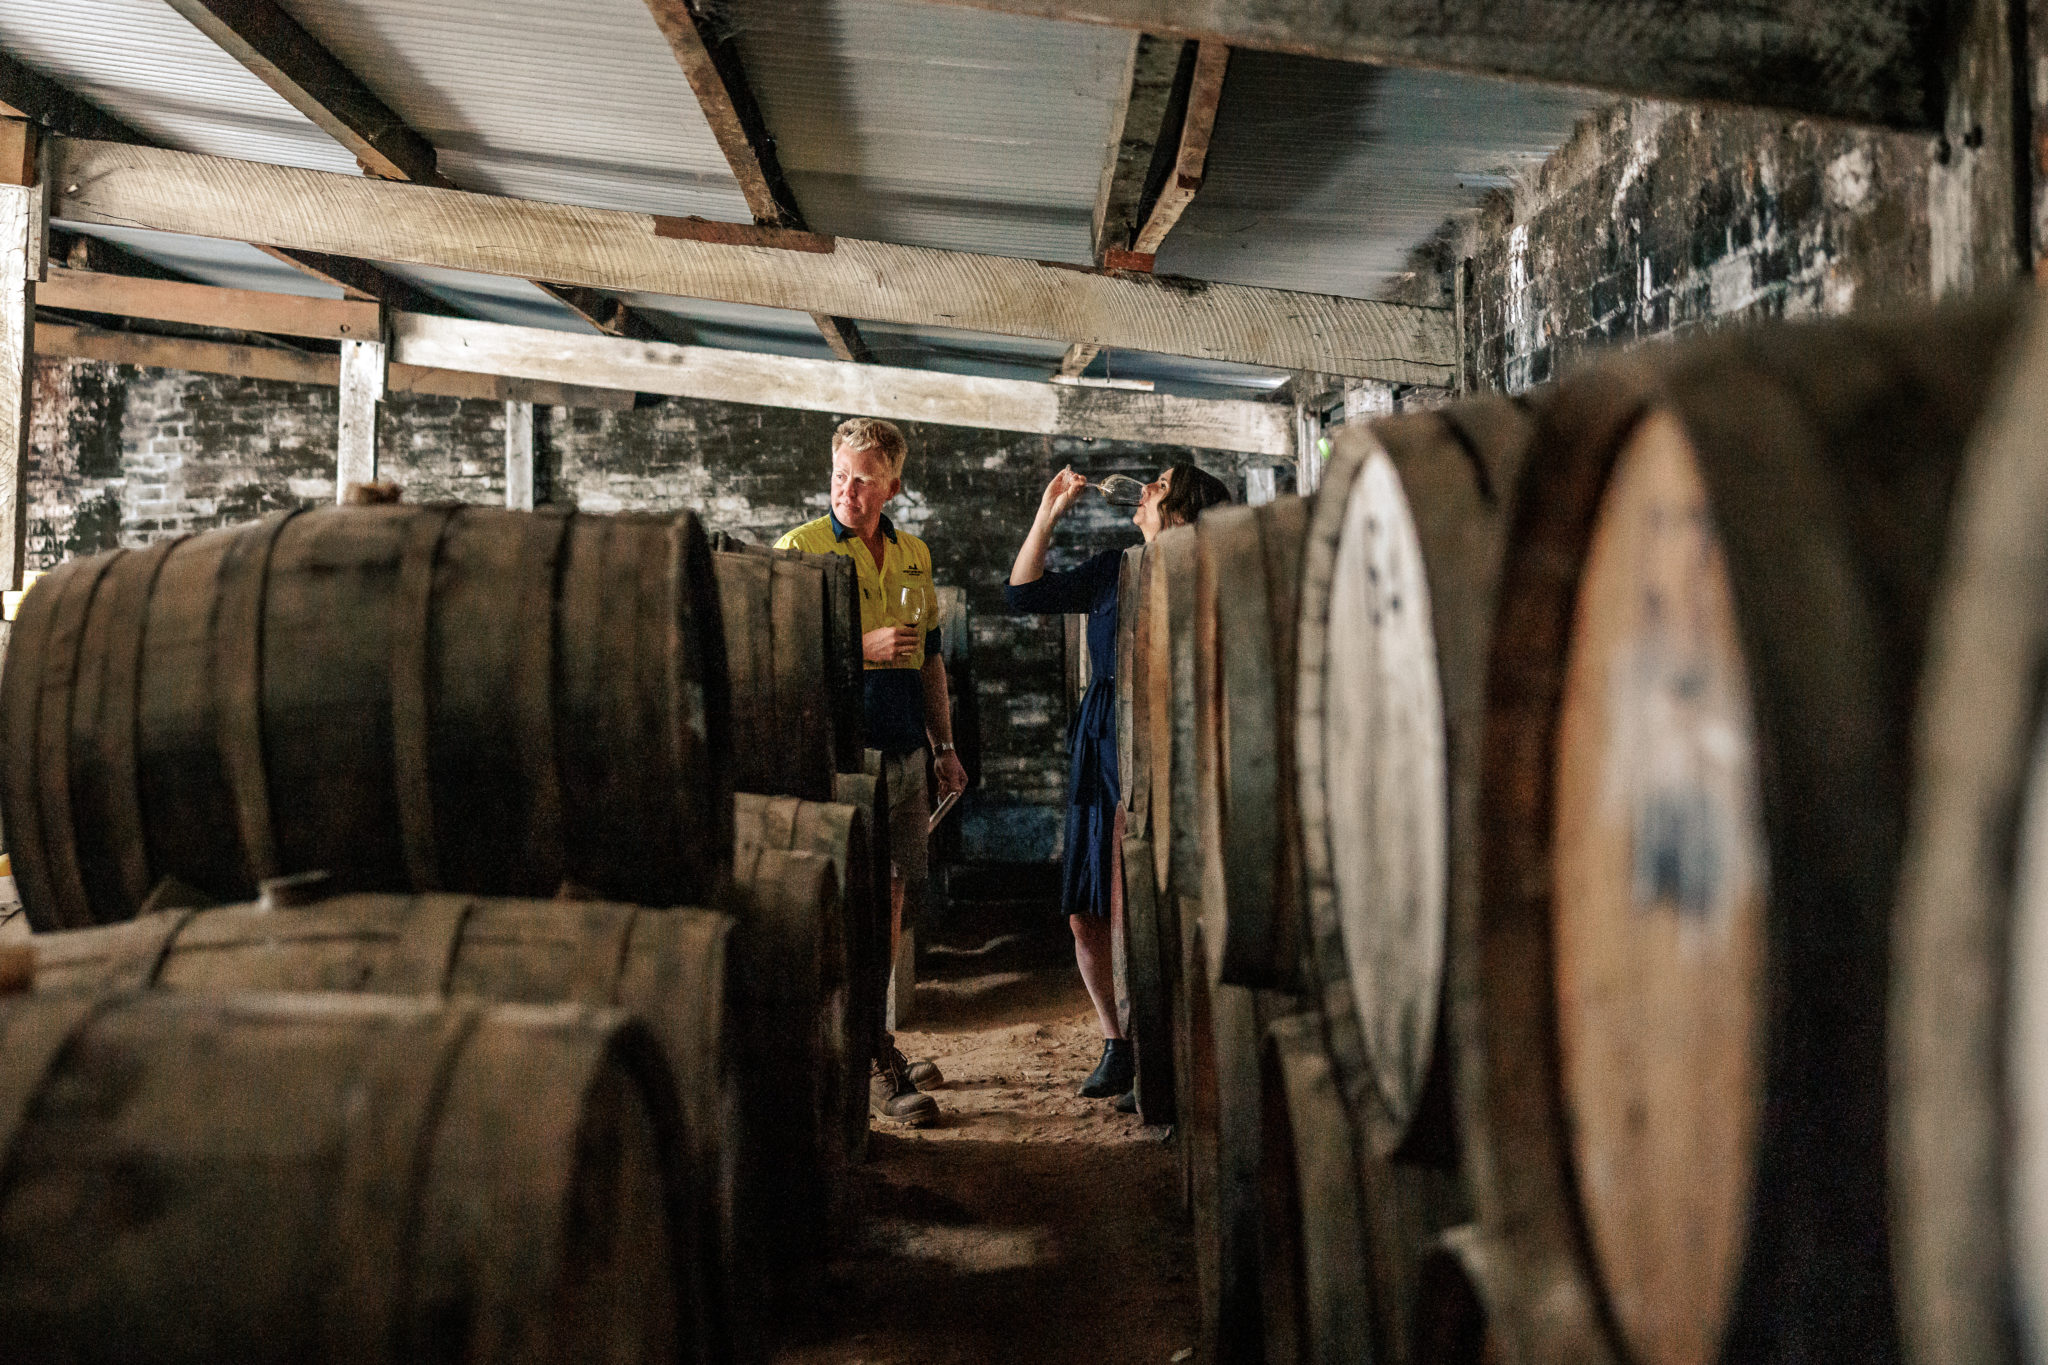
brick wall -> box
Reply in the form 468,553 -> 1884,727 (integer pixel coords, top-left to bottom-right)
1408,100 -> 1942,394
26,358 -> 1281,860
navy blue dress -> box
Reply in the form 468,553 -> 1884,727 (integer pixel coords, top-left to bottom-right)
1005,549 -> 1124,920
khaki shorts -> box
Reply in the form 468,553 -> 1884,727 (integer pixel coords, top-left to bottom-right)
881,748 -> 929,891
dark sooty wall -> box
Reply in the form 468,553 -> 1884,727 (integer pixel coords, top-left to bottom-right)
26,358 -> 1282,862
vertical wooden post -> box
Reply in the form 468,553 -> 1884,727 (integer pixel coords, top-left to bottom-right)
503,399 -> 534,510
335,333 -> 385,500
0,119 -> 42,595
1929,0 -> 2026,297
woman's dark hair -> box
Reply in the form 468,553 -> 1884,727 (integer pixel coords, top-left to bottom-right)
1158,461 -> 1234,527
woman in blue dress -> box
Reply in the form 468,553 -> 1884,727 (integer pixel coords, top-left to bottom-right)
1005,460 -> 1233,1101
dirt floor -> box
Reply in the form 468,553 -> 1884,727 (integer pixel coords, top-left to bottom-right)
768,896 -> 1198,1365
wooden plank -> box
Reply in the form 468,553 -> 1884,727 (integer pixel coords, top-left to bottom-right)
0,181 -> 38,591
504,400 -> 535,511
31,319 -> 632,408
390,310 -> 1294,455
1131,42 -> 1228,255
38,266 -> 380,339
906,0 -> 1942,130
1059,342 -> 1102,377
159,0 -> 446,185
1928,0 -> 2025,295
50,138 -> 1455,385
1092,35 -> 1189,260
639,0 -> 876,363
336,336 -> 384,496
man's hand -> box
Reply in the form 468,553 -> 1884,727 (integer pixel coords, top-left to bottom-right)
934,749 -> 968,799
864,625 -> 921,664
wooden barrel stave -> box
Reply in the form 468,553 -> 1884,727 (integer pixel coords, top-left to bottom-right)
2,505 -> 732,928
0,991 -> 686,1365
1891,303 -> 2048,1365
1195,497 -> 1311,991
1120,833 -> 1177,1125
713,551 -> 837,802
1147,524 -> 1202,896
1466,300 -> 2021,1365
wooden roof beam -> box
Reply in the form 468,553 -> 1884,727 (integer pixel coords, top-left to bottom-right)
165,0 -> 670,341
641,0 -> 874,363
35,319 -> 635,408
50,136 -> 1456,384
905,0 -> 1943,131
1060,36 -> 1226,379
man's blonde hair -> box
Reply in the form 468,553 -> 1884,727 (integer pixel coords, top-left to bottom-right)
833,417 -> 909,478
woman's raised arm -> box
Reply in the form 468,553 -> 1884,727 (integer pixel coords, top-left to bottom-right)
1009,467 -> 1088,587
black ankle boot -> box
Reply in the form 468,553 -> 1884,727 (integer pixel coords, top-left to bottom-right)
1080,1038 -> 1134,1098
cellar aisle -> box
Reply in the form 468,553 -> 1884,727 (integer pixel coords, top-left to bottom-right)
771,895 -> 1197,1365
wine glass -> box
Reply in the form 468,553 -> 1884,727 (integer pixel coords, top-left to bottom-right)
894,585 -> 927,630
1092,473 -> 1148,506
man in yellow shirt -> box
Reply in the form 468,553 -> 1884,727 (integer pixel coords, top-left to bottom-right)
778,417 -> 968,1128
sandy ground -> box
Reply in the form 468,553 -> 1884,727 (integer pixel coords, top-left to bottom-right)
768,902 -> 1198,1365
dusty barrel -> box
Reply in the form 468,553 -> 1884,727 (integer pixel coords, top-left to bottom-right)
1256,1012 -> 1467,1365
0,990 -> 687,1365
0,504 -> 732,929
734,790 -> 878,1167
1891,306 -> 2048,1365
709,537 -> 865,771
1194,496 -> 1310,990
712,550 -> 838,801
1146,523 -> 1202,897
1466,300 -> 2021,1365
1293,398 -> 1537,1161
27,887 -> 740,1358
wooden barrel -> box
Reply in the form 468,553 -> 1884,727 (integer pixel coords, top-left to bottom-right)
1891,305 -> 2048,1365
26,887 -> 739,1360
1465,299 -> 2020,1365
710,540 -> 865,773
1146,523 -> 1201,895
1194,496 -> 1310,990
0,505 -> 732,930
1294,398 -> 1536,1161
1120,832 -> 1177,1125
712,551 -> 837,801
1257,1011 -> 1468,1365
0,990 -> 687,1365
734,790 -> 877,1168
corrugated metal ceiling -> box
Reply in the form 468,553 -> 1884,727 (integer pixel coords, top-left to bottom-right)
727,0 -> 1133,262
1157,51 -> 1598,298
5,4 -> 1597,393
279,0 -> 755,219
0,0 -> 360,175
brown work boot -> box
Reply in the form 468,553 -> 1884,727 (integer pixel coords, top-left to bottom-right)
879,1033 -> 942,1090
871,1052 -> 938,1129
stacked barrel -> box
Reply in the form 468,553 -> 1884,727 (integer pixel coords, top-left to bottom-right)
0,506 -> 872,1364
1120,291 -> 2048,1365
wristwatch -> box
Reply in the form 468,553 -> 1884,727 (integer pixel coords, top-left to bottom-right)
933,742 -> 957,754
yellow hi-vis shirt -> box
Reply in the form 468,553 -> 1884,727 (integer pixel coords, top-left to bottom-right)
775,510 -> 939,754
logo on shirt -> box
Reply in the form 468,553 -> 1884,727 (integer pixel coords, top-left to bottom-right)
901,564 -> 926,577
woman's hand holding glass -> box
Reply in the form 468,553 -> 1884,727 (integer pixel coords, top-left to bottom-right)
1039,467 -> 1089,522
